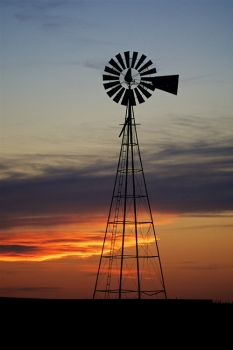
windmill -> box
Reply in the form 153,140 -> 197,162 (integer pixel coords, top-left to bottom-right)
93,51 -> 179,299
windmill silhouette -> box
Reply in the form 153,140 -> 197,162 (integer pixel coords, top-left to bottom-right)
93,51 -> 179,299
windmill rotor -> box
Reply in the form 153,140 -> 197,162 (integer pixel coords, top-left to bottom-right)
103,51 -> 179,106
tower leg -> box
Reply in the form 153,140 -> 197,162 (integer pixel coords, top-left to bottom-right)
119,105 -> 130,299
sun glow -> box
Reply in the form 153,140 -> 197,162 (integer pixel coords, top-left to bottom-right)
0,212 -> 173,262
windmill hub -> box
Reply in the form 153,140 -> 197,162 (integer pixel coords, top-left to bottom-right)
120,68 -> 141,87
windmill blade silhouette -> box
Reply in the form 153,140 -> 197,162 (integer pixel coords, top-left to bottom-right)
107,84 -> 122,98
140,68 -> 157,76
124,51 -> 130,68
138,85 -> 152,99
103,74 -> 119,81
138,60 -> 154,73
135,54 -> 147,70
121,89 -> 136,106
140,81 -> 156,91
131,51 -> 138,68
109,58 -> 123,72
116,53 -> 126,70
103,81 -> 121,90
104,66 -> 121,76
113,87 -> 125,103
134,87 -> 145,104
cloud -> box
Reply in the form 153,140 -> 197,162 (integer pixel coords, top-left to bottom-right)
3,1 -> 120,37
0,286 -> 63,293
1,0 -> 88,31
0,230 -> 103,261
0,214 -> 101,230
152,142 -> 233,160
181,74 -> 212,83
81,60 -> 107,71
180,262 -> 233,271
0,166 -> 112,223
1,0 -> 73,11
14,12 -> 69,29
1,133 -> 232,262
0,245 -> 39,254
1,113 -> 233,231
14,11 -> 71,30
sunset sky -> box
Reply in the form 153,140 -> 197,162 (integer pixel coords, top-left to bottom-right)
1,0 -> 233,301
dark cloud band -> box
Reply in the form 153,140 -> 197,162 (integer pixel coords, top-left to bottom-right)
1,138 -> 233,229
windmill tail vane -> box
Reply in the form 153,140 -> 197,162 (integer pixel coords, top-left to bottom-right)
93,51 -> 179,299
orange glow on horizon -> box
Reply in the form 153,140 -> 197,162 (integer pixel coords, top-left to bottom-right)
0,212 -> 174,262
0,212 -> 232,301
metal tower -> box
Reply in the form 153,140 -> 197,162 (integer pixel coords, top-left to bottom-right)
93,51 -> 179,299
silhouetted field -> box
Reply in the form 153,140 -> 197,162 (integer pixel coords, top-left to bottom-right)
0,297 -> 231,337
0,296 -> 231,313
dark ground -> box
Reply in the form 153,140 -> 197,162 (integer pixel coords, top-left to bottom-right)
0,296 -> 231,316
1,296 -> 232,308
0,297 -> 231,343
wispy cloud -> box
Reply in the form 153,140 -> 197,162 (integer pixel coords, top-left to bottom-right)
0,214 -> 101,230
1,135 -> 233,231
0,245 -> 39,254
81,60 -> 106,71
14,12 -> 70,29
1,0 -> 90,31
181,74 -> 212,83
0,230 -> 103,261
1,0 -> 77,11
1,113 -> 233,234
61,59 -> 106,71
180,262 -> 233,271
0,286 -> 63,293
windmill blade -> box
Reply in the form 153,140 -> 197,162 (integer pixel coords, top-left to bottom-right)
103,81 -> 120,90
129,89 -> 136,106
121,90 -> 130,106
131,51 -> 138,68
140,68 -> 157,76
140,81 -> 156,91
113,87 -> 125,103
116,53 -> 126,70
138,60 -> 154,73
121,89 -> 136,106
152,75 -> 179,95
109,58 -> 123,72
138,85 -> 152,99
134,87 -> 145,104
124,51 -> 130,68
135,54 -> 147,70
107,84 -> 122,98
103,74 -> 119,81
104,66 -> 120,76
